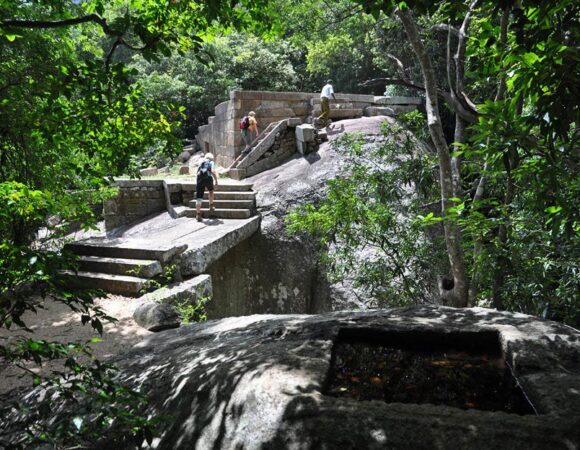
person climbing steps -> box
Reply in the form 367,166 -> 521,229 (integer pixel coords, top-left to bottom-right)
240,111 -> 259,155
315,79 -> 336,128
195,152 -> 218,222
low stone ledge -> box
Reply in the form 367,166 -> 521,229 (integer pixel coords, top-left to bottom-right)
364,106 -> 396,117
138,274 -> 213,307
133,275 -> 213,332
285,118 -> 303,127
114,179 -> 164,188
140,167 -> 158,177
373,96 -> 423,105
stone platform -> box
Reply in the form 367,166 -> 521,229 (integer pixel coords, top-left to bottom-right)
63,212 -> 261,295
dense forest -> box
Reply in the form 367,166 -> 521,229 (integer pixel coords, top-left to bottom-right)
0,0 -> 578,447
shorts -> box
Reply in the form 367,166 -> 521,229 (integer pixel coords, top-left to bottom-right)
196,176 -> 214,200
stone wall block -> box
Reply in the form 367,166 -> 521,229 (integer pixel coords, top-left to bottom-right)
296,124 -> 316,142
364,106 -> 396,117
373,96 -> 423,105
104,199 -> 118,215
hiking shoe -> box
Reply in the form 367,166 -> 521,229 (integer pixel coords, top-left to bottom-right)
209,203 -> 216,212
196,214 -> 202,222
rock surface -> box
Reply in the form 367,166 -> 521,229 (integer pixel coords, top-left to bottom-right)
132,302 -> 180,332
108,306 -> 580,449
207,116 -> 393,318
140,167 -> 158,177
177,151 -> 191,163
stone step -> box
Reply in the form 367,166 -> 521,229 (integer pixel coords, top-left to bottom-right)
179,182 -> 254,193
215,183 -> 254,192
175,207 -> 252,220
189,199 -> 254,210
311,108 -> 363,119
203,191 -> 255,201
64,240 -> 187,263
60,270 -> 150,296
77,256 -> 162,278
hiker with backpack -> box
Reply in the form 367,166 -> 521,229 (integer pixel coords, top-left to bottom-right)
240,111 -> 259,154
195,152 -> 218,222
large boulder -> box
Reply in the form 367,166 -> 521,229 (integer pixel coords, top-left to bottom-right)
206,116 -> 393,318
107,306 -> 580,449
177,151 -> 191,163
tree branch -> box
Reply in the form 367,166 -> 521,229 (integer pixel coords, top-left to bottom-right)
386,53 -> 407,76
430,23 -> 460,37
1,14 -> 120,37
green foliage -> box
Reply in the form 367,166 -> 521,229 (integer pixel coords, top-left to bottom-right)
174,296 -> 210,324
287,122 -> 445,306
1,346 -> 157,449
270,0 -> 392,93
132,32 -> 300,139
0,0 -> 281,446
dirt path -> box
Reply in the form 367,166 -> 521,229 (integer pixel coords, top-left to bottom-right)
0,295 -> 150,396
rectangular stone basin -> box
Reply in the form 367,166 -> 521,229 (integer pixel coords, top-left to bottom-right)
325,329 -> 536,415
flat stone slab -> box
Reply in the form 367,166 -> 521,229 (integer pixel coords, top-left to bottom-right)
64,239 -> 187,264
364,106 -> 396,117
60,270 -> 150,296
108,306 -> 580,449
311,107 -> 363,119
178,216 -> 261,276
77,255 -> 162,278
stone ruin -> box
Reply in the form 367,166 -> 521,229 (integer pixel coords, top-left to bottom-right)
102,306 -> 579,449
196,90 -> 422,167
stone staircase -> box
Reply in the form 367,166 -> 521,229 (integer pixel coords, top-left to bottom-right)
227,118 -> 302,180
61,181 -> 258,296
172,182 -> 256,219
61,241 -> 187,296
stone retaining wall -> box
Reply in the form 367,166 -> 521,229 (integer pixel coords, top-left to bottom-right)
104,180 -> 166,230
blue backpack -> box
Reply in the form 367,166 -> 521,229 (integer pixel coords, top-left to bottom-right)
197,160 -> 212,178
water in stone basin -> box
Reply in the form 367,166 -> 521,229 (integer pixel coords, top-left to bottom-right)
325,331 -> 536,415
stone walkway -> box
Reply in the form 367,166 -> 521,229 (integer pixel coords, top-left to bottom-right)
63,211 -> 260,295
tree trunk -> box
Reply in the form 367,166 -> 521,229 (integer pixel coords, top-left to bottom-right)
449,3 -> 475,199
468,7 -> 510,305
397,9 -> 469,307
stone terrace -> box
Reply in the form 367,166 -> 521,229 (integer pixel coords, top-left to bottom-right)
196,90 -> 422,167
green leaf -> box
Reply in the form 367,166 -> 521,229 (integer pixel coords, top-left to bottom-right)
521,52 -> 540,66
